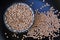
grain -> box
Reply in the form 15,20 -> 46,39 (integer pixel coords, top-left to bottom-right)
4,3 -> 34,33
25,11 -> 60,39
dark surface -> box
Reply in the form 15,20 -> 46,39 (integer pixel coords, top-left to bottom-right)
46,0 -> 60,11
0,0 -> 60,40
0,0 -> 27,40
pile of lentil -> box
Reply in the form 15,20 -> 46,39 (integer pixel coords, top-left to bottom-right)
4,3 -> 34,33
23,11 -> 60,39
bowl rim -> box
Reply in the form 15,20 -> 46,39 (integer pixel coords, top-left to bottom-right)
3,3 -> 34,33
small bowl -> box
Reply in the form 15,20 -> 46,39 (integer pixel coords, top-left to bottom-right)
3,3 -> 34,33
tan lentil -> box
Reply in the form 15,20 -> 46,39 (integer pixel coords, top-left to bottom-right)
24,11 -> 60,39
4,3 -> 34,33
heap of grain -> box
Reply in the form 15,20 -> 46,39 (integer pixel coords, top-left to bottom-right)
24,11 -> 60,39
4,3 -> 34,33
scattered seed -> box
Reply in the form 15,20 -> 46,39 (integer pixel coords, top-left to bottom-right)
6,36 -> 9,38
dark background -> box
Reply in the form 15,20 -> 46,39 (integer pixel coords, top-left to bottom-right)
0,0 -> 60,40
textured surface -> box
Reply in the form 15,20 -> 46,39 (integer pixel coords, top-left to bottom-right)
24,11 -> 60,39
4,3 -> 34,33
25,0 -> 50,12
0,0 -> 60,40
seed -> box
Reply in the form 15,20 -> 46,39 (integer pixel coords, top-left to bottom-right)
5,32 -> 7,35
4,3 -> 34,33
17,36 -> 19,38
43,0 -> 45,2
6,36 -> 9,38
26,10 -> 60,39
